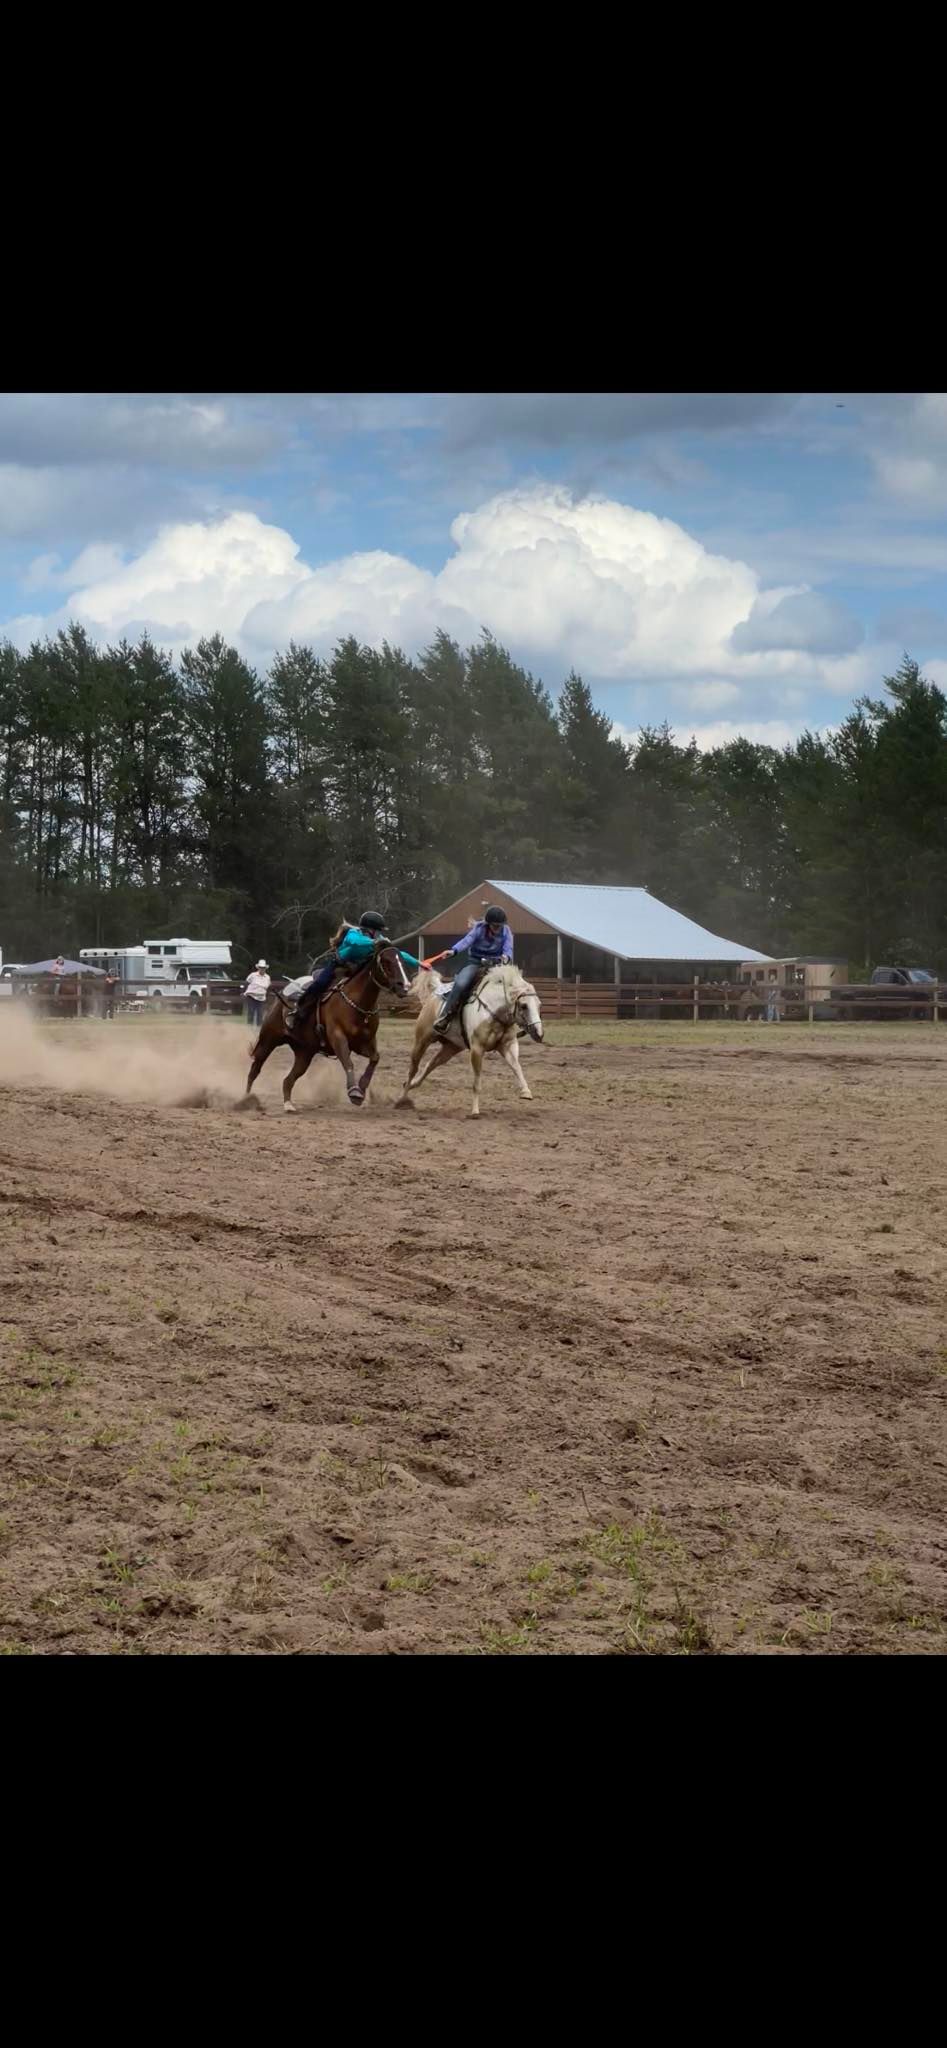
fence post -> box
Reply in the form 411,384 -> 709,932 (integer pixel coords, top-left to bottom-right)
574,974 -> 580,1021
693,973 -> 699,1023
934,984 -> 940,1025
808,1001 -> 815,1026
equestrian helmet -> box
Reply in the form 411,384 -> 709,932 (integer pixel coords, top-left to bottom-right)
484,905 -> 506,926
359,911 -> 387,933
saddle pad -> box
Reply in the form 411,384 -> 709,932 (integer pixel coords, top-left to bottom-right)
283,974 -> 312,1003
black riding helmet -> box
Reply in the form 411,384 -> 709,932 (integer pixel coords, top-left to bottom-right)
359,911 -> 387,934
484,905 -> 506,926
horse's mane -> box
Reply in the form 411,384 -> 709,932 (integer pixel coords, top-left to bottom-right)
414,966 -> 444,1003
485,961 -> 534,995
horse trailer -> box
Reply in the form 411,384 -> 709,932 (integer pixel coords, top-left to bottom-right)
79,939 -> 233,1006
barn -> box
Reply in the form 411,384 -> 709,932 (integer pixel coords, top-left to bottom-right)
406,880 -> 772,1018
412,880 -> 771,982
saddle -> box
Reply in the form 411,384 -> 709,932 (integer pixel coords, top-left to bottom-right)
286,967 -> 346,1053
436,962 -> 491,1047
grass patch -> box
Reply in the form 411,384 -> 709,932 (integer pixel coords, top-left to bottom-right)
479,1616 -> 539,1654
584,1513 -> 714,1654
102,1545 -> 146,1584
780,1608 -> 834,1644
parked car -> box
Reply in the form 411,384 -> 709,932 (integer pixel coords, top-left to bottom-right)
870,965 -> 937,987
831,966 -> 941,1021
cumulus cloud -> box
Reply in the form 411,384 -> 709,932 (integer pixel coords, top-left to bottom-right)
27,541 -> 128,590
682,718 -> 808,753
1,612 -> 48,650
611,714 -> 814,754
64,512 -> 308,646
2,488 -> 929,734
732,589 -> 863,656
25,487 -> 763,678
673,681 -> 741,711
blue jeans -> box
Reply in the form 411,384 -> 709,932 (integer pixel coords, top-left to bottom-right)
297,960 -> 336,1015
442,959 -> 486,1018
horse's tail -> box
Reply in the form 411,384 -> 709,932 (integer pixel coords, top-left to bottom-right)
248,989 -> 290,1060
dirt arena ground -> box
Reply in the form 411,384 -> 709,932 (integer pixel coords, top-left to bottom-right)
1,1006 -> 946,1656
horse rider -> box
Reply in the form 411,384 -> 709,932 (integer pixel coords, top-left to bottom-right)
294,912 -> 421,1026
434,905 -> 514,1035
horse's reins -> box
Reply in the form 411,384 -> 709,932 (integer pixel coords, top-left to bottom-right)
471,977 -> 534,1030
322,952 -> 402,1022
271,951 -> 399,1025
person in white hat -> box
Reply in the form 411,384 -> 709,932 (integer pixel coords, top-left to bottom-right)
242,959 -> 271,1029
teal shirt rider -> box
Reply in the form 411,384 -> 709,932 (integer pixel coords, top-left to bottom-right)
336,926 -> 421,970
296,913 -> 422,1016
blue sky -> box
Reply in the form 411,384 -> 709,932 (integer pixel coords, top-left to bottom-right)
3,391 -> 947,749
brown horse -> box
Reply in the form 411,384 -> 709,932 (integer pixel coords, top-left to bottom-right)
246,942 -> 411,1113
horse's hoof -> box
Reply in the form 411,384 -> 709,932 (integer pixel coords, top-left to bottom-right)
283,1103 -> 297,1115
348,1089 -> 364,1106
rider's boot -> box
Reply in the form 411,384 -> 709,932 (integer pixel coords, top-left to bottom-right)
290,986 -> 323,1051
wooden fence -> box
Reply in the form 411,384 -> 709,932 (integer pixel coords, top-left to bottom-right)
20,972 -> 942,1026
380,975 -> 947,1024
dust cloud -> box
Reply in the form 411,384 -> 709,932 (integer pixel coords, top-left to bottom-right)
0,1006 -> 346,1112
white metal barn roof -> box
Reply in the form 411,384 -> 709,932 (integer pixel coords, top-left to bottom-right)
490,881 -> 773,964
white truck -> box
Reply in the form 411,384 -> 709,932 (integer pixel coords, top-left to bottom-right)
0,946 -> 21,999
79,939 -> 233,1008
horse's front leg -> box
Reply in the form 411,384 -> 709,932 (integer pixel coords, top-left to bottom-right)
357,1035 -> 380,1098
500,1032 -> 532,1100
469,1042 -> 485,1117
282,1047 -> 313,1112
407,1040 -> 459,1093
328,1024 -> 364,1105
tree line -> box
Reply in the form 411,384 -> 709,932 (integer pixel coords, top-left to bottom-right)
0,624 -> 943,974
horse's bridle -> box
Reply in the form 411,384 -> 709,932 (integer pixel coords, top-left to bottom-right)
473,984 -> 536,1032
334,951 -> 403,1021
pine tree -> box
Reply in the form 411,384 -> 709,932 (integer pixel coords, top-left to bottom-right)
180,635 -> 275,944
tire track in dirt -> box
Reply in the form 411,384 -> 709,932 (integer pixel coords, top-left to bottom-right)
2,1028 -> 947,1654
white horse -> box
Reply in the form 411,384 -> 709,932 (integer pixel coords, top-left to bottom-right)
397,963 -> 544,1117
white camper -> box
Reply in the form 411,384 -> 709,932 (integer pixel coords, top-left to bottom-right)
79,939 -> 232,1004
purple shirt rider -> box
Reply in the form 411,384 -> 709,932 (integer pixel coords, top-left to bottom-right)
450,919 -> 514,964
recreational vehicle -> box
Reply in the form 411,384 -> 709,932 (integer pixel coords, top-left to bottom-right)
79,939 -> 233,1004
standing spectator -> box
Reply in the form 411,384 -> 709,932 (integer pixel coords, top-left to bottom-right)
103,970 -> 118,1020
741,978 -> 765,1020
242,959 -> 271,1029
766,976 -> 783,1023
